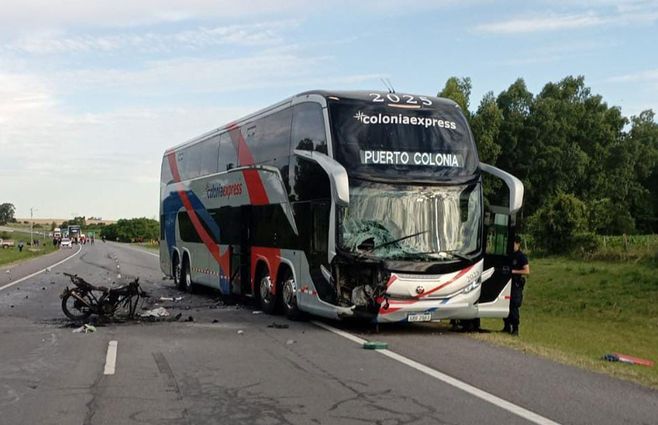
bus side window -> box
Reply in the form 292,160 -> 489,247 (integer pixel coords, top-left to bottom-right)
218,132 -> 237,171
251,109 -> 292,164
486,212 -> 509,255
199,136 -> 219,176
292,103 -> 327,153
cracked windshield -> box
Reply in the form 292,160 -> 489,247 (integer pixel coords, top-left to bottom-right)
339,181 -> 481,260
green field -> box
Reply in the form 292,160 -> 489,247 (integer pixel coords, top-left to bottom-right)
475,257 -> 658,388
0,230 -> 59,267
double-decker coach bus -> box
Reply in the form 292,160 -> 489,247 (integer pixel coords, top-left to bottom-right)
160,90 -> 523,323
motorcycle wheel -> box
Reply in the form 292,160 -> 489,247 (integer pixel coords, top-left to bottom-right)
61,292 -> 93,321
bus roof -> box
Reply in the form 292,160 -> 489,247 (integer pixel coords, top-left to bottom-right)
163,90 -> 462,155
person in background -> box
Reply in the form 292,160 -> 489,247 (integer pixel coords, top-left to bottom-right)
503,235 -> 530,336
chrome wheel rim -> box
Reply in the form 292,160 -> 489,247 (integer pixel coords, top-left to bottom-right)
283,278 -> 296,309
260,276 -> 272,304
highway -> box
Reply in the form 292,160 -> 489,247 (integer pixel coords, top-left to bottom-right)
1,242 -> 656,425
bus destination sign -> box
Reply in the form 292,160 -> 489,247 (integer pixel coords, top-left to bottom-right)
360,150 -> 463,168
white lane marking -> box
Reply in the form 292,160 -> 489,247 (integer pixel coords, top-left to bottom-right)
312,320 -> 561,425
103,340 -> 118,375
0,245 -> 82,292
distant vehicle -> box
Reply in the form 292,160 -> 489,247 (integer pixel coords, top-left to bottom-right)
60,238 -> 72,248
0,238 -> 15,249
67,225 -> 81,243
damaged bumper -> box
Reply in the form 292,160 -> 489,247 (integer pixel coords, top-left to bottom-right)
376,287 -> 483,323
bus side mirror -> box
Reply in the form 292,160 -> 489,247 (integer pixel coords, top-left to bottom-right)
479,163 -> 524,214
293,149 -> 349,207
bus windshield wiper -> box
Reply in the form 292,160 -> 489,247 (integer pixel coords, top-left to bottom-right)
411,250 -> 472,261
367,230 -> 428,252
441,250 -> 472,261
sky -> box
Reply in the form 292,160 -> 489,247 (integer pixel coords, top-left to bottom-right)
1,0 -> 657,220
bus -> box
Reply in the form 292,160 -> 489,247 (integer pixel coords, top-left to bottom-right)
159,90 -> 523,324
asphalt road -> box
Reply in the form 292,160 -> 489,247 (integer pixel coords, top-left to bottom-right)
1,242 -> 656,425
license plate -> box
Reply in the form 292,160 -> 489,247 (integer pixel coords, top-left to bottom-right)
407,313 -> 432,322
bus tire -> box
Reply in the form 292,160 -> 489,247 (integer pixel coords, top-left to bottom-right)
258,273 -> 276,315
173,255 -> 183,290
281,272 -> 303,321
182,258 -> 196,294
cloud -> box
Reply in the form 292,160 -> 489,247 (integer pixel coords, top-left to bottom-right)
475,13 -> 606,34
0,0 -> 309,31
0,0 -> 465,33
5,21 -> 297,55
474,2 -> 658,34
605,68 -> 658,83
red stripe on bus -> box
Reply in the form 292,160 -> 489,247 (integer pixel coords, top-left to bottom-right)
251,247 -> 282,294
417,265 -> 474,299
227,123 -> 255,166
226,123 -> 270,205
383,265 -> 476,306
242,168 -> 269,205
167,152 -> 230,275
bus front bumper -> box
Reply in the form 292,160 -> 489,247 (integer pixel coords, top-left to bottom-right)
374,285 -> 510,323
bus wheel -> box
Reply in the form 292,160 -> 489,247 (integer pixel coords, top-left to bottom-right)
173,256 -> 183,290
182,259 -> 196,294
259,274 -> 276,314
282,273 -> 302,321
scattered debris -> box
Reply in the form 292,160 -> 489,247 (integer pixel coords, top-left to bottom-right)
363,341 -> 388,350
237,330 -> 244,335
602,353 -> 654,367
139,307 -> 170,318
267,322 -> 289,329
72,324 -> 97,334
212,319 -> 219,323
286,339 -> 296,345
252,311 -> 263,315
186,316 -> 194,322
159,296 -> 183,302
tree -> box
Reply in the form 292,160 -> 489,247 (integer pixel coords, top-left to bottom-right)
100,218 -> 159,242
438,77 -> 472,117
625,110 -> 658,233
0,203 -> 16,225
528,193 -> 594,253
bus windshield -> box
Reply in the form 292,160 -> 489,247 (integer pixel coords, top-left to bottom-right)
338,181 -> 482,261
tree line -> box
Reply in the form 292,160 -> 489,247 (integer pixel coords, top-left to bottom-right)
99,218 -> 159,242
439,75 -> 658,252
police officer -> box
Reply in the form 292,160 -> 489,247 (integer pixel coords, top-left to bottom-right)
503,235 -> 529,336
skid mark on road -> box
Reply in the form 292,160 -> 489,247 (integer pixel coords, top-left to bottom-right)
152,352 -> 191,425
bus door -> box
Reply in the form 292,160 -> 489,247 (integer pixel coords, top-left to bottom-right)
230,205 -> 252,296
477,164 -> 524,316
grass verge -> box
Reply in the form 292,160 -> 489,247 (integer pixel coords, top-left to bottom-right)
474,257 -> 658,388
0,230 -> 60,267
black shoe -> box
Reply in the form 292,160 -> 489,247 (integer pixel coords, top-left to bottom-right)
511,328 -> 519,336
501,326 -> 511,333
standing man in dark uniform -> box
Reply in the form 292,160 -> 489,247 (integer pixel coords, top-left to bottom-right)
503,236 -> 530,336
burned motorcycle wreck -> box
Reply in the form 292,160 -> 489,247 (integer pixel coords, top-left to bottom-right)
60,273 -> 148,321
